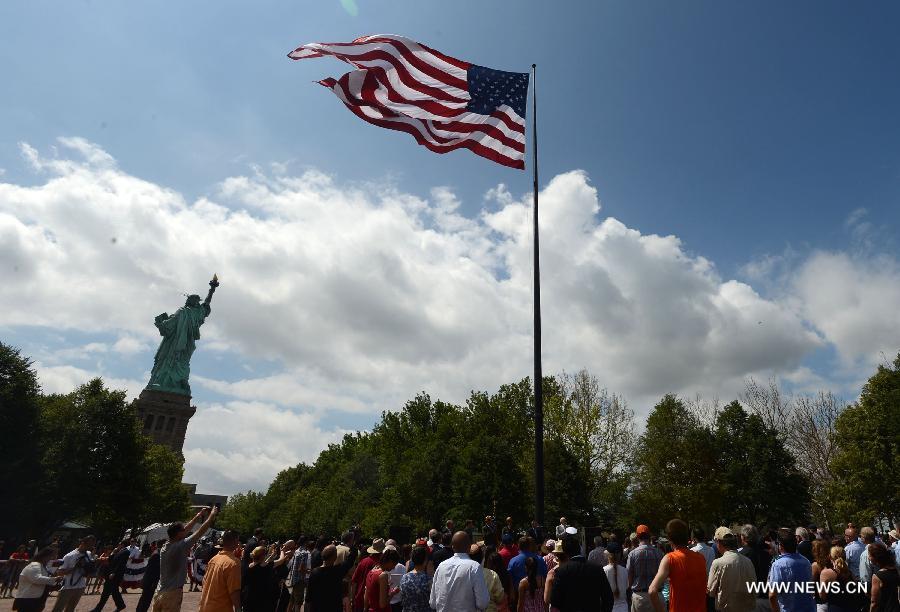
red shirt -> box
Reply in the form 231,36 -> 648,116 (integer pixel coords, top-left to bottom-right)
499,545 -> 519,566
364,567 -> 389,612
352,555 -> 377,610
10,552 -> 30,560
666,548 -> 707,612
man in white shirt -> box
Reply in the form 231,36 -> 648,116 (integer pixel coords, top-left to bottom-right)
52,535 -> 97,612
690,527 -> 716,575
429,532 -> 489,612
384,545 -> 407,609
890,529 -> 900,568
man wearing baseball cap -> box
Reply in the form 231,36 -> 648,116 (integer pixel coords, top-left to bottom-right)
707,527 -> 756,612
626,525 -> 662,612
890,528 -> 900,568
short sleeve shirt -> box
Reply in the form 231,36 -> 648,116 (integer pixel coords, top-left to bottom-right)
767,553 -> 815,612
626,544 -> 663,591
60,549 -> 94,590
158,539 -> 191,592
399,571 -> 431,612
508,552 -> 548,586
199,551 -> 240,612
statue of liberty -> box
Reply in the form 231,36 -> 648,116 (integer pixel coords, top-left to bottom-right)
146,275 -> 219,396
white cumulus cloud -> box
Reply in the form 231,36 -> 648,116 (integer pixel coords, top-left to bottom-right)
4,137 -> 891,494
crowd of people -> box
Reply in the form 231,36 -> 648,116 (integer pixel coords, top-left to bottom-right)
3,509 -> 899,612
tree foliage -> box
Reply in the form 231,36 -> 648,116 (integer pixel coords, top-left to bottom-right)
215,373 -> 641,541
828,354 -> 900,527
631,394 -> 720,529
743,379 -> 844,525
714,400 -> 808,526
0,344 -> 43,538
0,342 -> 188,542
5,340 -> 895,541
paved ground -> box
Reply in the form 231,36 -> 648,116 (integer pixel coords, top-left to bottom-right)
0,588 -> 202,612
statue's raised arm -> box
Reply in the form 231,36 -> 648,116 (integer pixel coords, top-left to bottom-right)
203,273 -> 219,310
146,274 -> 220,396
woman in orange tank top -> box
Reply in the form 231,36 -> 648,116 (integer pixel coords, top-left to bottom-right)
648,519 -> 708,612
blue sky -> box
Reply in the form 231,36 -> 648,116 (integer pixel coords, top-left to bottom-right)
2,0 -> 899,494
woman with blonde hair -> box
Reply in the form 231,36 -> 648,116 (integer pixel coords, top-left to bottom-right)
811,540 -> 831,612
818,546 -> 866,612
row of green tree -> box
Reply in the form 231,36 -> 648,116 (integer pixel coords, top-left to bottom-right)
0,343 -> 189,541
218,358 -> 899,539
2,338 -> 896,542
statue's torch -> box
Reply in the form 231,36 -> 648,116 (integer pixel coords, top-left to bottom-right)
204,273 -> 219,306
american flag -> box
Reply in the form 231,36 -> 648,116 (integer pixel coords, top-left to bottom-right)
288,34 -> 529,169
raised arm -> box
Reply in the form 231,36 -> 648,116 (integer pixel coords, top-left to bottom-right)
183,509 -> 206,533
186,506 -> 218,545
204,274 -> 219,306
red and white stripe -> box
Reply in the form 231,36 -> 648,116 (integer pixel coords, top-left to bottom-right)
288,34 -> 526,169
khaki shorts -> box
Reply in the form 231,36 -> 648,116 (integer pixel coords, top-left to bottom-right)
630,592 -> 654,612
152,589 -> 184,612
50,588 -> 84,612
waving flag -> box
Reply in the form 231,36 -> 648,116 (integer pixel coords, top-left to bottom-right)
288,34 -> 529,169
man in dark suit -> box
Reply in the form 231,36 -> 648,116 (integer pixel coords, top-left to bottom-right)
135,540 -> 164,612
91,540 -> 130,612
550,535 -> 614,612
527,519 -> 545,545
241,528 -> 263,577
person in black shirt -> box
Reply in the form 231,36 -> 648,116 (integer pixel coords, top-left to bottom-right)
135,540 -> 164,612
306,543 -> 358,612
550,535 -> 614,612
527,520 -> 544,545
464,520 -> 476,541
738,525 -> 771,606
483,516 -> 497,547
90,541 -> 129,612
310,536 -> 329,570
242,528 -> 264,577
243,546 -> 277,612
795,527 -> 814,563
430,533 -> 454,570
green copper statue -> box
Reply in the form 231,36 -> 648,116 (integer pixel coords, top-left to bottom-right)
146,274 -> 219,396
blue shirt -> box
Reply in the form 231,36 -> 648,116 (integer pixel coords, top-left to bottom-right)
767,552 -> 815,612
859,545 -> 875,583
507,551 -> 548,586
844,539 -> 865,578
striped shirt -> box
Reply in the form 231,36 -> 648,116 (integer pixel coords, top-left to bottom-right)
626,544 -> 663,592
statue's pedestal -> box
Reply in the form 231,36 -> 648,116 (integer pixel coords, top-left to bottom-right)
133,389 -> 196,459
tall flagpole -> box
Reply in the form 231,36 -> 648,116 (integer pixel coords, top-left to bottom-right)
531,63 -> 545,528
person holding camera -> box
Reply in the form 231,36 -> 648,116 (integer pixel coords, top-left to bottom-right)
52,535 -> 97,612
153,505 -> 218,612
